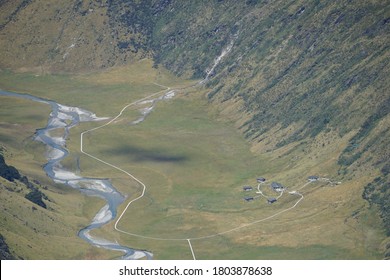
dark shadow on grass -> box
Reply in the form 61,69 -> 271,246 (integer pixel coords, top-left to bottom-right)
103,145 -> 188,163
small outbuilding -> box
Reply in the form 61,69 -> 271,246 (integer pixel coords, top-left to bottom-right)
243,186 -> 253,191
244,196 -> 254,202
308,176 -> 319,181
257,177 -> 266,183
271,182 -> 284,192
267,198 -> 277,204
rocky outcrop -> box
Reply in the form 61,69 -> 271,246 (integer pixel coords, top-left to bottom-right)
0,234 -> 16,260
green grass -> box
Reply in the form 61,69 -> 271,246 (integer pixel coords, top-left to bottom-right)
0,59 -> 192,115
74,94 -> 279,237
0,97 -> 118,259
68,86 -> 384,259
0,60 -> 386,259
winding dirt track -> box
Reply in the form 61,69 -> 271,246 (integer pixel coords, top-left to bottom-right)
79,85 -> 316,260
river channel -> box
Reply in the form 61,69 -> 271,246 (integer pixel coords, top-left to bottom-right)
0,90 -> 152,259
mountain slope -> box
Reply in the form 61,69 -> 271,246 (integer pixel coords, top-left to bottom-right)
112,0 -> 390,241
2,0 -> 387,154
0,0 -> 149,72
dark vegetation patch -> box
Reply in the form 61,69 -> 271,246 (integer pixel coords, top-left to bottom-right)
363,173 -> 390,236
0,0 -> 32,30
25,189 -> 47,209
338,97 -> 390,167
0,154 -> 21,182
1,152 -> 48,209
0,234 -> 17,260
107,0 -> 155,54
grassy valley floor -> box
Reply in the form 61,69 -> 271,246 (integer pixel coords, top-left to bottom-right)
0,60 -> 386,259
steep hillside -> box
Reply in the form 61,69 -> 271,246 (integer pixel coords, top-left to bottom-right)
110,0 -> 390,241
0,0 -> 149,72
2,0 -> 387,156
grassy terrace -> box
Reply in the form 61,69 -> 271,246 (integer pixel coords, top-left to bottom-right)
0,60 -> 385,259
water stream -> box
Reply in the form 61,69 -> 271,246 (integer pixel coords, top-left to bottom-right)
0,89 -> 152,259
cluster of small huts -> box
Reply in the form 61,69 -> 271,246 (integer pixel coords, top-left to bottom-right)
241,175 -> 321,204
242,177 -> 282,204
